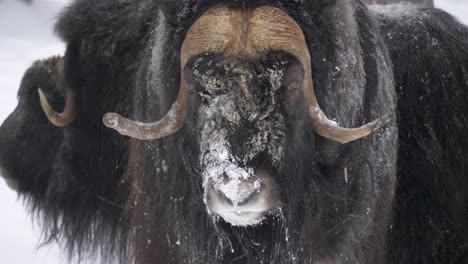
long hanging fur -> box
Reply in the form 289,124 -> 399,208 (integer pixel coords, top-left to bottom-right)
0,0 -> 467,263
372,5 -> 468,263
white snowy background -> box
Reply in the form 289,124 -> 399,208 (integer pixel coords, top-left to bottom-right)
0,0 -> 467,263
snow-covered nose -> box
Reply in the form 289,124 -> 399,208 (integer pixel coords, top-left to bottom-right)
214,176 -> 262,207
205,172 -> 280,226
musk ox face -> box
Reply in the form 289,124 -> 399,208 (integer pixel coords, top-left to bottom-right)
184,52 -> 305,225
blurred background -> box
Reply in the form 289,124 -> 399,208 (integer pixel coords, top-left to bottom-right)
0,0 -> 467,263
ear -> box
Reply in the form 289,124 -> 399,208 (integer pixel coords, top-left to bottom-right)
18,56 -> 67,110
0,56 -> 66,192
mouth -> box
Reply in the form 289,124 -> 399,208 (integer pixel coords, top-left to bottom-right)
0,165 -> 18,191
216,210 -> 267,226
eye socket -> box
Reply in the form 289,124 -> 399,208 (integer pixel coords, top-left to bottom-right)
288,80 -> 302,90
283,63 -> 304,93
183,69 -> 196,90
184,69 -> 207,97
183,67 -> 224,99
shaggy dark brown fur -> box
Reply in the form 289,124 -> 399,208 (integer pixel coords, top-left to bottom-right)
0,0 -> 467,263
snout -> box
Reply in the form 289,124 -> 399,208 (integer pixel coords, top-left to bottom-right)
206,172 -> 280,226
0,121 -> 18,191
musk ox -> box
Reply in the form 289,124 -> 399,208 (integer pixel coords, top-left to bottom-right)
1,0 -> 467,263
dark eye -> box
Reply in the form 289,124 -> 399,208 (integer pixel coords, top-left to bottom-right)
283,63 -> 304,93
183,69 -> 196,92
288,80 -> 302,90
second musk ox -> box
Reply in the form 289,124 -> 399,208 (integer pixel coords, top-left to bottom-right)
1,0 -> 468,263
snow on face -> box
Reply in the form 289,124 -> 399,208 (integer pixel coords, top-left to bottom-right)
192,57 -> 287,223
199,119 -> 256,208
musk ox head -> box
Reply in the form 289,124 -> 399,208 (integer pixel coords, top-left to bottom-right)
96,6 -> 388,226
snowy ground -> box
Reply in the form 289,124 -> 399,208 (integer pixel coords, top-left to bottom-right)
0,1 -> 467,263
0,2 -> 69,263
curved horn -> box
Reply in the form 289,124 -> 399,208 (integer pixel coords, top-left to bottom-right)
103,82 -> 187,140
250,6 -> 390,144
103,8 -> 232,140
38,88 -> 77,127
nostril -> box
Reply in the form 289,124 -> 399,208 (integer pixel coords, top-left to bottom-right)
217,191 -> 234,205
236,191 -> 259,206
216,184 -> 261,207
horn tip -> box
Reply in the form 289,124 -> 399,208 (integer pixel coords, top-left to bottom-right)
38,88 -> 48,108
103,113 -> 122,128
367,114 -> 392,132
